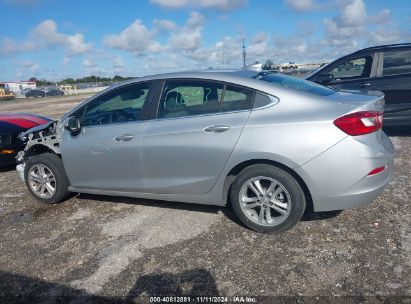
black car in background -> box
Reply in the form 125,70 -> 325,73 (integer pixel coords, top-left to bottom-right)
0,113 -> 52,166
306,43 -> 411,127
46,89 -> 65,96
25,89 -> 45,98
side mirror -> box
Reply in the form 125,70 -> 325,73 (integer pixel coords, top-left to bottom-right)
316,73 -> 334,85
65,116 -> 81,134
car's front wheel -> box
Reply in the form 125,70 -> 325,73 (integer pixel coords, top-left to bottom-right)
230,164 -> 306,234
24,153 -> 71,204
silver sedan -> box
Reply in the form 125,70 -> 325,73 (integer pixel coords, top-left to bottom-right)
16,70 -> 394,233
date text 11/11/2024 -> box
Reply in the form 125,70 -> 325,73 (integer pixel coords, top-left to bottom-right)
149,296 -> 258,303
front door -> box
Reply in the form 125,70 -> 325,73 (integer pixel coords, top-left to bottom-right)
141,79 -> 254,195
60,82 -> 153,192
319,53 -> 377,91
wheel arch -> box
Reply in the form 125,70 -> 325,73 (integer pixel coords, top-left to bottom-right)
24,144 -> 60,159
222,159 -> 313,212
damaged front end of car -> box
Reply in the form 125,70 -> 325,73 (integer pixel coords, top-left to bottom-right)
16,121 -> 61,182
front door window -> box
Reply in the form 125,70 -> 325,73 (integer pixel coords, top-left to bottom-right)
82,83 -> 151,127
329,55 -> 373,80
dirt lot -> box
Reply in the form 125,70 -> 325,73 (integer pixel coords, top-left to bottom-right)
0,96 -> 410,303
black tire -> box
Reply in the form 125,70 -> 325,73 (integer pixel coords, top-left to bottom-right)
230,164 -> 306,234
24,153 -> 71,204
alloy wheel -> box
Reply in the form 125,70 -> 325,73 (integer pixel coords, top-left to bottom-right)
239,176 -> 292,226
27,164 -> 56,199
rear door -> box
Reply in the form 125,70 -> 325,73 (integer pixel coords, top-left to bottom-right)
141,79 -> 254,195
371,48 -> 411,126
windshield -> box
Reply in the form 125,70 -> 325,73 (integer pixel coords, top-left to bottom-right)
253,73 -> 336,96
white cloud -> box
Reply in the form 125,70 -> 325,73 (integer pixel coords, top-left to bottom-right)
185,36 -> 241,67
4,0 -> 42,6
104,19 -> 162,54
0,38 -> 20,55
284,0 -> 336,11
182,32 -> 271,69
150,0 -> 247,10
0,19 -> 92,56
323,18 -> 364,47
186,11 -> 205,27
62,57 -> 71,66
82,58 -> 96,68
168,28 -> 202,51
296,43 -> 307,53
248,32 -> 269,57
322,0 -> 393,49
367,28 -> 403,45
168,12 -> 205,51
21,60 -> 40,71
15,60 -> 41,79
284,0 -> 316,11
113,56 -> 125,69
32,20 -> 92,55
153,19 -> 177,31
112,56 -> 127,74
0,37 -> 35,55
65,33 -> 92,55
81,58 -> 109,76
369,8 -> 391,24
322,0 -> 367,49
337,0 -> 366,26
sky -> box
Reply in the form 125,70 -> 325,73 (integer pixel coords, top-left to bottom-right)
1,0 -> 410,81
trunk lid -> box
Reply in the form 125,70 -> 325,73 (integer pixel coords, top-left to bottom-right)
327,90 -> 385,113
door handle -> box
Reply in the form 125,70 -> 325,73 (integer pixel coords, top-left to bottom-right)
357,82 -> 371,87
204,125 -> 231,133
114,134 -> 134,142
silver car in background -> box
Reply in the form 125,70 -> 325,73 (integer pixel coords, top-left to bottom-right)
16,70 -> 394,234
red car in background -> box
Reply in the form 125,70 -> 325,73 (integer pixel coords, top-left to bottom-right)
0,113 -> 52,166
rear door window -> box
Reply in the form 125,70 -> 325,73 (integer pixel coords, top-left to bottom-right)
253,92 -> 275,108
159,80 -> 224,118
158,79 -> 259,119
383,49 -> 411,76
221,85 -> 254,112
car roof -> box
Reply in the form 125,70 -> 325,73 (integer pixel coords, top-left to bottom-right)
130,69 -> 258,81
116,69 -> 262,89
354,43 -> 411,54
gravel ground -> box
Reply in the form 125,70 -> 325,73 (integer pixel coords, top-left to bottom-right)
0,96 -> 410,303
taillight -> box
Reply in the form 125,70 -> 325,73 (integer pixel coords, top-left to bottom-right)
333,111 -> 383,136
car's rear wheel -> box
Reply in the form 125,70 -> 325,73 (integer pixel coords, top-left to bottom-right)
230,164 -> 306,234
24,153 -> 71,204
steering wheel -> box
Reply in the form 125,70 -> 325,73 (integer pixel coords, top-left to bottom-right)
112,109 -> 135,123
83,113 -> 110,126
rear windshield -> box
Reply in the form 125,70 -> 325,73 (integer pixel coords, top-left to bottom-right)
253,73 -> 336,96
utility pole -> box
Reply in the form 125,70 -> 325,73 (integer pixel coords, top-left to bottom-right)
242,38 -> 246,68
